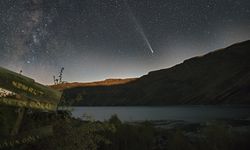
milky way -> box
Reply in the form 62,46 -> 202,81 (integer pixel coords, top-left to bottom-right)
0,0 -> 249,84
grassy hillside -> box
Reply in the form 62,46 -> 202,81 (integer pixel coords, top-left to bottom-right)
58,40 -> 250,105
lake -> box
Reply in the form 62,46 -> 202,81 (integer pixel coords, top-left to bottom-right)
71,105 -> 250,122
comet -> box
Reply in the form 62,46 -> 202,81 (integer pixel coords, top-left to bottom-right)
123,0 -> 154,54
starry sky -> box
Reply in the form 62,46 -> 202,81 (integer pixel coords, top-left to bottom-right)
0,0 -> 250,84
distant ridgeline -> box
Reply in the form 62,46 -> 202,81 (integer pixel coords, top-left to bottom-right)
60,40 -> 250,106
0,67 -> 62,148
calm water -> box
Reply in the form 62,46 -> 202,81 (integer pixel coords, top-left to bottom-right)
71,106 -> 250,122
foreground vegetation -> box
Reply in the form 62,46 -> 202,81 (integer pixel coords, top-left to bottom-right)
1,110 -> 250,150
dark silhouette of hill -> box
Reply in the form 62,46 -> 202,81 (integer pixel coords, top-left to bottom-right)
58,40 -> 250,105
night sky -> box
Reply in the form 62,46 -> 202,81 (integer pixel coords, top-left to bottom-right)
0,0 -> 250,84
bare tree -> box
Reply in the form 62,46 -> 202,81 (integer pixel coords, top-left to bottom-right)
59,67 -> 64,83
53,67 -> 65,85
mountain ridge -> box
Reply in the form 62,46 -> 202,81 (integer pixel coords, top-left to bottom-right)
57,40 -> 250,105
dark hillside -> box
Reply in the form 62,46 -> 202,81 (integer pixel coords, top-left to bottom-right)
59,40 -> 250,105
